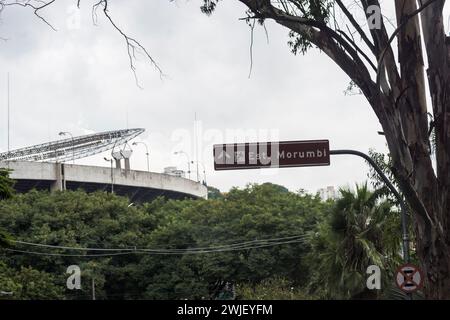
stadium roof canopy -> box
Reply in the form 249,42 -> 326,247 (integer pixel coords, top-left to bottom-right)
0,128 -> 144,162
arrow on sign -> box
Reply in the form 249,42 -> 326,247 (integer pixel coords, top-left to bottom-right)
213,140 -> 330,170
216,150 -> 231,160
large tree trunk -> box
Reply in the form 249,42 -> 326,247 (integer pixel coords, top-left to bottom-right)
369,0 -> 450,299
415,0 -> 450,300
238,0 -> 450,298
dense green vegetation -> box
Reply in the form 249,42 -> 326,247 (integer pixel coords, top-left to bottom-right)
0,169 -> 14,201
0,168 -> 14,248
0,169 -> 405,300
306,184 -> 402,299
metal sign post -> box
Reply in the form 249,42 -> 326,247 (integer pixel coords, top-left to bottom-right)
213,141 -> 414,299
329,150 -> 410,264
395,263 -> 424,294
213,142 -> 410,264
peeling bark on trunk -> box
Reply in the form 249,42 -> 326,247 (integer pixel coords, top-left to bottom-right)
418,0 -> 450,300
238,0 -> 450,299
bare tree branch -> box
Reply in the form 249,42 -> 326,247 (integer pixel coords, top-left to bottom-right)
0,0 -> 164,87
335,0 -> 376,54
248,18 -> 256,78
1,0 -> 57,31
97,0 -> 164,87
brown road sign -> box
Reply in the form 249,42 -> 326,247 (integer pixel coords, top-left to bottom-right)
395,264 -> 424,293
214,140 -> 330,170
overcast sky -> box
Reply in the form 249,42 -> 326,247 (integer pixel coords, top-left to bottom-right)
1,1 -> 448,193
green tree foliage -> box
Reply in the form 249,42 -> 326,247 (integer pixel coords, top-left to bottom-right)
0,189 -> 156,300
0,261 -> 64,300
0,182 -> 404,299
306,183 -> 402,299
366,150 -> 420,265
201,0 -> 333,55
138,182 -> 328,299
0,168 -> 14,201
367,150 -> 397,200
236,277 -> 314,300
207,186 -> 223,199
0,168 -> 14,247
0,184 -> 328,299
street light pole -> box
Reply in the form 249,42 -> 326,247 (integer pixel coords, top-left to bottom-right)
191,160 -> 207,185
174,151 -> 191,180
104,157 -> 114,193
59,131 -> 74,164
187,160 -> 191,180
132,142 -> 150,172
200,161 -> 207,185
92,278 -> 96,301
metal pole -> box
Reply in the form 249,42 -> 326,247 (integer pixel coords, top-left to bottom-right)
192,160 -> 207,185
187,161 -> 191,180
142,143 -> 150,172
330,149 -> 410,263
110,159 -> 114,193
68,133 -> 74,164
183,152 -> 191,180
59,131 -> 74,164
7,72 -> 10,155
194,112 -> 200,182
196,162 -> 200,182
92,278 -> 96,300
175,151 -> 191,179
133,142 -> 150,172
202,163 -> 207,185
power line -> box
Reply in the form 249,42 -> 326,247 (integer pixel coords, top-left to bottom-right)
138,239 -> 308,255
5,236 -> 309,257
3,248 -> 134,257
7,72 -> 10,154
10,234 -> 309,252
11,241 -> 135,252
4,240 -> 306,257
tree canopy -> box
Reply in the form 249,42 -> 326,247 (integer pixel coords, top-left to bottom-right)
1,0 -> 448,298
0,182 -> 404,300
205,0 -> 450,298
0,184 -> 330,299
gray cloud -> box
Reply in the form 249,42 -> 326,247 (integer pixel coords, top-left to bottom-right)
1,0 -> 416,193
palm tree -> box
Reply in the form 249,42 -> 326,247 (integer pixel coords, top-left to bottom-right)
307,183 -> 402,299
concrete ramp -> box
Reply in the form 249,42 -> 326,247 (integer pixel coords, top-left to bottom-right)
1,161 -> 208,202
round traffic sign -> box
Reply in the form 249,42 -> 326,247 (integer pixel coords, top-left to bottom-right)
395,264 -> 424,293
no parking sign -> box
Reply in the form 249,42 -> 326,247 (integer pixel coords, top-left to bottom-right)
395,264 -> 424,293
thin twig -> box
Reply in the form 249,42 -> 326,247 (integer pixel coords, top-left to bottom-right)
99,0 -> 164,87
262,21 -> 269,44
248,18 -> 256,79
2,0 -> 57,31
1,0 -> 164,87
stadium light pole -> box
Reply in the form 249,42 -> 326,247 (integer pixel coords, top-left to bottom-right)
174,150 -> 191,180
192,160 -> 207,185
132,141 -> 150,172
59,131 -> 74,164
104,157 -> 114,193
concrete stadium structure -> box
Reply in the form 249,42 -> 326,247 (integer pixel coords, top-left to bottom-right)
1,161 -> 208,202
